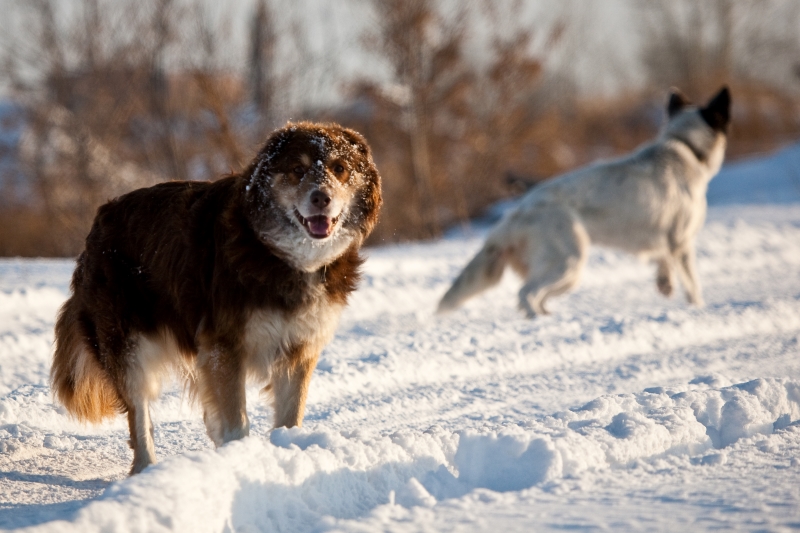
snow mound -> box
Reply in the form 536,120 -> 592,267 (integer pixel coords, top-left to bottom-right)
21,378 -> 799,533
453,377 -> 800,492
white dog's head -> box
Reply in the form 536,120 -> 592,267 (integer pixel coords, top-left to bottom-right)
662,86 -> 731,172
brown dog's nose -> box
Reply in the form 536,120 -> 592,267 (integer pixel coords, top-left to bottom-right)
310,190 -> 331,208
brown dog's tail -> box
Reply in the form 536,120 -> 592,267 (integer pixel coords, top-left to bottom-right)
52,297 -> 121,423
437,241 -> 507,313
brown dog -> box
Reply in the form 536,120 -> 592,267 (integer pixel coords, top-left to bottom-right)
51,122 -> 382,474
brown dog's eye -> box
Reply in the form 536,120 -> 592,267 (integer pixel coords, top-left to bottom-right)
292,166 -> 305,176
329,161 -> 349,182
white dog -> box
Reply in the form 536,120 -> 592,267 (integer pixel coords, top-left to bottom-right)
438,87 -> 731,317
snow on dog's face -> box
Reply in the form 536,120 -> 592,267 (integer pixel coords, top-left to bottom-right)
245,122 -> 382,271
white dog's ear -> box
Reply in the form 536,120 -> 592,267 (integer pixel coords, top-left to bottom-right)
700,86 -> 731,133
667,88 -> 691,118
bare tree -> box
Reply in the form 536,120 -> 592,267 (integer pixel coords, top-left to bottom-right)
636,0 -> 800,95
249,0 -> 277,120
0,0 -> 270,254
364,0 -> 475,236
353,0 -> 563,241
635,0 -> 800,155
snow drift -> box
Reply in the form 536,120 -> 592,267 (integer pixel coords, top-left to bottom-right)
15,378 -> 799,533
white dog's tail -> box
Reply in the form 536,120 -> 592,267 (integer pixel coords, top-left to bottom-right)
437,241 -> 507,313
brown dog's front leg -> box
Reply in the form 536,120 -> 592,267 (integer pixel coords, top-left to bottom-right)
271,345 -> 318,428
195,343 -> 250,446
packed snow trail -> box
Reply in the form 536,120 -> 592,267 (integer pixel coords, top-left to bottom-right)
1,148 -> 800,530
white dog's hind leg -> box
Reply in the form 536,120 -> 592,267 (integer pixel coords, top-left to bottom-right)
674,245 -> 704,306
519,276 -> 558,317
518,256 -> 585,317
518,217 -> 588,318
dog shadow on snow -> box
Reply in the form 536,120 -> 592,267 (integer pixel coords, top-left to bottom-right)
0,471 -> 112,529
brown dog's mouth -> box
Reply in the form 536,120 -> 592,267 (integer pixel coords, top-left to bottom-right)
294,209 -> 339,239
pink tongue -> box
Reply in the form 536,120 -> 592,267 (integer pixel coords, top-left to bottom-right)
307,215 -> 331,236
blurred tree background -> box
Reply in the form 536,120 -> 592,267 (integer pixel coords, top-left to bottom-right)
0,0 -> 798,255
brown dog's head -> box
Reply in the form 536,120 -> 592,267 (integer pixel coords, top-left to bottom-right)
244,122 -> 382,270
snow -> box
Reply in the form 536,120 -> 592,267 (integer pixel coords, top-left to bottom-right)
2,146 -> 800,531
708,142 -> 800,205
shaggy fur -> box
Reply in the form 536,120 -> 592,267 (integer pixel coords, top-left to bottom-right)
438,87 -> 731,317
52,122 -> 382,474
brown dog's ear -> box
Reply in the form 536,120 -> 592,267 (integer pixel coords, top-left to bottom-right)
700,86 -> 731,133
341,128 -> 371,158
667,88 -> 691,118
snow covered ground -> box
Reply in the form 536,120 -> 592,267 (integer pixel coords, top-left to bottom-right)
1,146 -> 800,532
